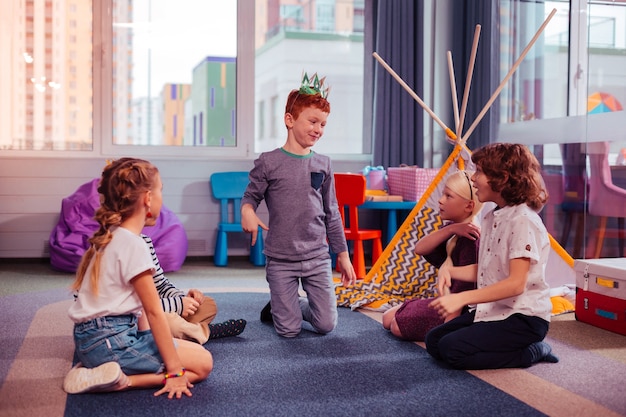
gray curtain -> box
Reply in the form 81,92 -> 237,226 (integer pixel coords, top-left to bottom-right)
370,0 -> 424,168
370,0 -> 497,167
450,1 -> 498,151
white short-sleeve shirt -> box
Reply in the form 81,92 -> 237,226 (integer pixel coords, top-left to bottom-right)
68,227 -> 155,323
474,204 -> 552,323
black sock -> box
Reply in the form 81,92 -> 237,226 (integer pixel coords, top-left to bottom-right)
208,319 -> 247,340
260,301 -> 273,323
528,341 -> 559,364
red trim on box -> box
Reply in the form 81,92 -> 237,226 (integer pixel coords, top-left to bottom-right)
575,288 -> 626,336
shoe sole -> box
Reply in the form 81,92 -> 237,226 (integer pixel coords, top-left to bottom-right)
63,362 -> 122,394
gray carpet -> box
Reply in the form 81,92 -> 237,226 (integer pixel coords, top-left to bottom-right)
2,260 -> 625,417
64,292 -> 545,417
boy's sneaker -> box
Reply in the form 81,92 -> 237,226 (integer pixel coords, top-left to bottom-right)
208,319 -> 247,340
260,301 -> 273,323
63,362 -> 122,394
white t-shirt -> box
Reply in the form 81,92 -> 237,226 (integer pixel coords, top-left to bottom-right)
474,204 -> 552,323
68,227 -> 155,323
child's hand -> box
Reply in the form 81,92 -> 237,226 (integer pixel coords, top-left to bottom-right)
437,265 -> 452,296
429,293 -> 464,320
186,289 -> 204,303
154,375 -> 194,399
337,252 -> 357,287
443,308 -> 462,323
452,222 -> 480,241
181,296 -> 200,318
241,204 -> 269,246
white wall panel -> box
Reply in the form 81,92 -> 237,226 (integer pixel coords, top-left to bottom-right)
0,156 -> 365,260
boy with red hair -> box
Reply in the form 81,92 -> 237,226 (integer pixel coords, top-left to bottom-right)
241,73 -> 356,337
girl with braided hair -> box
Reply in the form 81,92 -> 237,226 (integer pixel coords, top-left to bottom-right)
64,158 -> 212,398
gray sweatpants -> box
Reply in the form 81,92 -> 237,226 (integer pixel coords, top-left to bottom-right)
265,254 -> 338,337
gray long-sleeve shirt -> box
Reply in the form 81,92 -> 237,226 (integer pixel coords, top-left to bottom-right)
241,148 -> 348,261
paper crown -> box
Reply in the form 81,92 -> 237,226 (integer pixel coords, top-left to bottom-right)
298,72 -> 330,99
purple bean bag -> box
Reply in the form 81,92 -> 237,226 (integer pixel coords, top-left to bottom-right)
49,178 -> 188,273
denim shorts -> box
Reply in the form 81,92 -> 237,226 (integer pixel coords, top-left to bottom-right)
73,315 -> 164,375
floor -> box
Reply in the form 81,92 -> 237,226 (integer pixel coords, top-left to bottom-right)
0,257 -> 271,297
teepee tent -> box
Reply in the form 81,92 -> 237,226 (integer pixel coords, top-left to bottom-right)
336,9 -> 576,311
336,145 -> 465,310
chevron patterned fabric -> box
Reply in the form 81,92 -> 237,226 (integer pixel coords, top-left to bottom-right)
336,204 -> 443,310
336,146 -> 466,311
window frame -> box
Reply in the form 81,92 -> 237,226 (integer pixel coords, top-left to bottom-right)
570,0 -> 589,117
99,0 -> 255,160
498,0 -> 626,153
0,0 -> 372,162
5,0 -> 618,163
0,0 -> 255,160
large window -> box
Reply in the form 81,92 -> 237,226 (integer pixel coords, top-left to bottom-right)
254,0 -> 365,155
0,0 -> 248,158
101,0 -> 245,158
111,1 -> 237,148
0,0 -> 365,158
497,0 -> 626,163
2,0 -> 623,163
0,0 -> 94,151
491,0 -> 626,259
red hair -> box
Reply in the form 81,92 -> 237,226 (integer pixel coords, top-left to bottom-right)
285,90 -> 330,120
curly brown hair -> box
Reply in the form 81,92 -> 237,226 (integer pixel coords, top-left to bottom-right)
471,143 -> 548,211
71,158 -> 159,295
285,90 -> 330,120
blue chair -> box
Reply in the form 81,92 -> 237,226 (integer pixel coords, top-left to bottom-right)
210,171 -> 265,267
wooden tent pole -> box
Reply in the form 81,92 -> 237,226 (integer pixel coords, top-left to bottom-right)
458,24 -> 481,142
373,52 -> 457,142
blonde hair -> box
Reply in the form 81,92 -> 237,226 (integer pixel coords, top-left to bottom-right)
445,170 -> 483,220
71,158 -> 159,295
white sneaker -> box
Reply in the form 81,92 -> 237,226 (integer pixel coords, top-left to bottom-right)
63,362 -> 122,394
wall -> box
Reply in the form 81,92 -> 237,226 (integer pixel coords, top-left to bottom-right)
0,156 -> 367,259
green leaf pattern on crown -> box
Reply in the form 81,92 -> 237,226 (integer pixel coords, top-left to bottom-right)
298,72 -> 330,99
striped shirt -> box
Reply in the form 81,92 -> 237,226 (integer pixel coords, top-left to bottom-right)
142,234 -> 185,315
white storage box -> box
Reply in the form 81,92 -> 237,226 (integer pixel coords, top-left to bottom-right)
574,258 -> 626,336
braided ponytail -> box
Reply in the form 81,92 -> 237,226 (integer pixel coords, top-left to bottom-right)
71,158 -> 159,295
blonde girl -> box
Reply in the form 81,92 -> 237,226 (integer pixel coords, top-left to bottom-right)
382,170 -> 482,341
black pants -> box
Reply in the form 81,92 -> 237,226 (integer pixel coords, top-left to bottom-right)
425,310 -> 549,370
